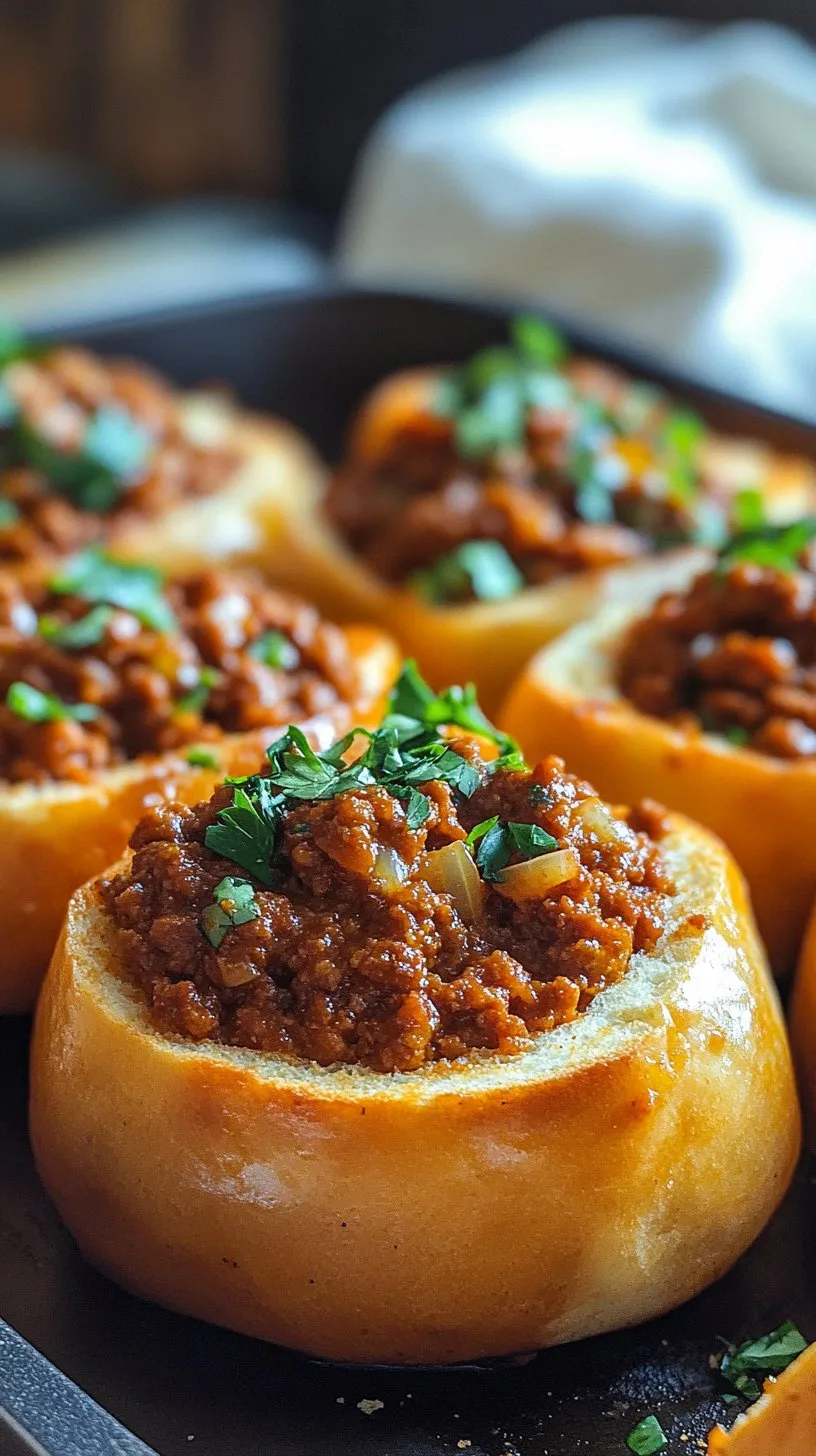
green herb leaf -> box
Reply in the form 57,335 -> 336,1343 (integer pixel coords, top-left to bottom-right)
465,816 -> 500,848
84,406 -> 151,480
0,323 -> 29,369
248,629 -> 300,671
508,821 -> 558,856
720,1321 -> 807,1403
205,784 -> 278,886
719,518 -> 816,575
201,875 -> 260,948
626,1414 -> 667,1454
411,539 -> 524,605
5,680 -> 99,724
50,549 -> 176,632
732,487 -> 766,533
0,381 -> 18,430
185,746 -> 219,769
0,497 -> 20,527
662,409 -> 706,460
471,817 -> 559,882
38,604 -> 114,650
177,666 -> 220,717
205,664 -> 521,882
511,314 -> 567,369
723,725 -> 750,747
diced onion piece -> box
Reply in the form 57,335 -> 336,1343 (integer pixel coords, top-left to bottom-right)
372,846 -> 408,894
422,840 -> 482,921
495,849 -> 581,902
211,961 -> 257,988
574,797 -> 633,845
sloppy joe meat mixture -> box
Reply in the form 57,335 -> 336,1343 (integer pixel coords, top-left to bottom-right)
326,327 -> 730,598
0,566 -> 355,783
619,560 -> 816,759
103,743 -> 672,1073
0,344 -> 237,564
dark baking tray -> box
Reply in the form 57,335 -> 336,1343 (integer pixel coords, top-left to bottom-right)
1,284 -> 815,1456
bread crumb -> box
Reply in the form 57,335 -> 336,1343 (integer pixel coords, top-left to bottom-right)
357,1399 -> 384,1416
336,1397 -> 344,1404
457,1442 -> 472,1450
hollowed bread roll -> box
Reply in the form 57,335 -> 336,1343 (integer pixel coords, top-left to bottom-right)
272,340 -> 816,716
0,555 -> 398,1015
30,813 -> 798,1365
501,573 -> 816,979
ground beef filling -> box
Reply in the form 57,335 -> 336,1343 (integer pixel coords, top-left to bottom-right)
0,572 -> 355,782
0,347 -> 237,564
618,561 -> 816,759
103,753 -> 672,1072
326,358 -> 719,591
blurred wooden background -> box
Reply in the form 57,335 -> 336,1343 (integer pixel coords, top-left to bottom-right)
0,0 -> 282,196
0,0 -> 815,217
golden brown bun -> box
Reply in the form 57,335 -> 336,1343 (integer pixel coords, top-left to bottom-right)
269,367 -> 816,715
707,1342 -> 816,1454
30,813 -> 799,1365
0,625 -> 398,1014
500,587 -> 815,979
108,393 -> 324,575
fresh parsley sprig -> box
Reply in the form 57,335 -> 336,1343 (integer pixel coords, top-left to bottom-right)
5,681 -> 100,725
49,550 -> 176,633
411,539 -> 524,605
201,876 -> 260,949
466,816 -> 558,882
204,662 -> 524,883
718,1320 -> 807,1403
718,516 -> 816,575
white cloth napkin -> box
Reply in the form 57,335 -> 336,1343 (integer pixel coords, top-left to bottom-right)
340,18 -> 816,421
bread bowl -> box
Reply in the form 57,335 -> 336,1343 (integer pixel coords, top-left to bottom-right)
0,333 -> 322,575
30,664 -> 799,1364
0,552 -> 397,1012
501,528 -> 816,978
270,315 -> 816,712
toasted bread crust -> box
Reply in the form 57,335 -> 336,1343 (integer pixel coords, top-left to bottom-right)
108,400 -> 324,575
30,814 -> 799,1364
501,599 -> 816,978
0,624 -> 398,1013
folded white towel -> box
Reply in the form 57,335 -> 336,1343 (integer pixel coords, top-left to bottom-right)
340,18 -> 816,421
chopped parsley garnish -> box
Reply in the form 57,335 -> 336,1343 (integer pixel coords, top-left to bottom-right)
50,550 -> 176,633
661,409 -> 705,460
0,358 -> 153,511
205,663 -> 523,885
38,604 -> 114,650
719,517 -> 816,575
185,746 -> 219,769
0,498 -> 20,528
732,487 -> 766,533
201,876 -> 260,949
177,666 -> 220,716
248,629 -> 300,671
5,681 -> 99,724
0,323 -> 28,369
626,1415 -> 667,1454
433,313 -> 568,461
411,539 -> 524,604
723,725 -> 750,747
466,816 -> 558,882
719,1321 -> 807,1403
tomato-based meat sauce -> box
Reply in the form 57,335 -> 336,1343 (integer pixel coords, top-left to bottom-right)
326,323 -> 736,603
618,558 -> 816,759
0,344 -> 237,564
0,561 -> 355,782
103,713 -> 673,1072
